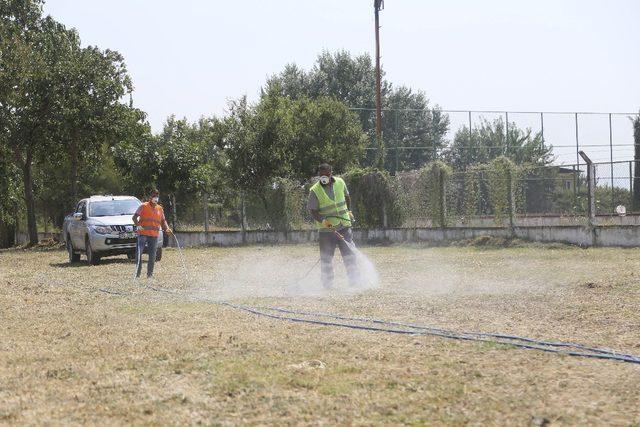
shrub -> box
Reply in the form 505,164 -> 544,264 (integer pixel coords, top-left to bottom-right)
342,168 -> 401,228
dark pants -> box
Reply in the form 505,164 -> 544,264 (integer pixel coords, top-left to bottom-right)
319,227 -> 359,288
135,235 -> 158,278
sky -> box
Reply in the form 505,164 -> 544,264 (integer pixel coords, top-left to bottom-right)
42,0 -> 640,163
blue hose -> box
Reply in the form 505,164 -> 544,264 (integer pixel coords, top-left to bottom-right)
98,286 -> 640,365
251,305 -> 640,360
96,234 -> 640,365
222,303 -> 640,364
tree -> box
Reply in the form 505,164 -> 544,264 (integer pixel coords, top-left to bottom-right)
285,96 -> 367,179
445,118 -> 553,171
223,90 -> 367,193
264,50 -> 448,172
265,51 -> 384,116
384,87 -> 449,172
221,89 -> 367,228
0,143 -> 22,247
1,0 -> 141,244
222,95 -> 283,197
54,42 -> 139,203
0,1 -> 73,245
112,116 -> 224,228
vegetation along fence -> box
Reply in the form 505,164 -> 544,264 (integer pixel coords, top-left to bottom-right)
152,158 -> 640,233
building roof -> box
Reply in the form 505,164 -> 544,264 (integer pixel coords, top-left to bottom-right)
556,167 -> 581,174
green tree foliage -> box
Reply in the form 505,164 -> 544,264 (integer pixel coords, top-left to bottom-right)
113,116 -> 225,226
417,161 -> 452,227
54,41 -> 141,203
0,0 -> 142,244
595,185 -> 631,215
286,96 -> 368,179
342,168 -> 401,229
485,156 -> 518,225
265,52 -> 384,116
265,50 -> 449,172
223,90 -> 367,196
0,0 -> 70,244
0,143 -> 21,246
384,88 -> 449,172
262,178 -> 307,232
451,157 -> 521,224
446,118 -> 553,171
223,95 -> 292,196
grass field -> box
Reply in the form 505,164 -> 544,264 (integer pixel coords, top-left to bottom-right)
1,241 -> 640,425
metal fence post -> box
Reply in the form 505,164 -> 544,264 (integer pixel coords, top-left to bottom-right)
572,164 -> 577,209
579,151 -> 596,227
171,194 -> 177,232
240,191 -> 247,244
630,161 -> 634,210
203,191 -> 209,234
575,113 -> 580,171
609,113 -> 614,213
439,168 -> 447,228
507,167 -> 516,233
395,109 -> 399,173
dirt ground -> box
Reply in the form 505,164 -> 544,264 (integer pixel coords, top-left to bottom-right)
1,241 -> 639,426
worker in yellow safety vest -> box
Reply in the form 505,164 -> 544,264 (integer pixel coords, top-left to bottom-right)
132,188 -> 172,278
308,163 -> 359,288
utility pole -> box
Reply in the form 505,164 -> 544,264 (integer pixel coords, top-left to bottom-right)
374,0 -> 384,169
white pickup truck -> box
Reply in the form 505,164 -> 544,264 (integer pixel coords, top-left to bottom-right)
62,195 -> 163,265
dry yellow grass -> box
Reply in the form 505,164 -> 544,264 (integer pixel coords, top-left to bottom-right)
1,242 -> 639,425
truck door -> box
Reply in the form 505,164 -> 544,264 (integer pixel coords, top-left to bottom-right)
71,201 -> 87,249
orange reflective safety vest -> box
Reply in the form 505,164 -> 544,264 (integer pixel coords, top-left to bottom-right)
136,202 -> 164,237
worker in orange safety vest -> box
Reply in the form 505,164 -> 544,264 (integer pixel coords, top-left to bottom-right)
132,188 -> 172,278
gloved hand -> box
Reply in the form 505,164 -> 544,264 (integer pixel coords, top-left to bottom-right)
348,211 -> 355,221
322,219 -> 333,229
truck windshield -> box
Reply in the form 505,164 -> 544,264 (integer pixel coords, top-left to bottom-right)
89,200 -> 140,217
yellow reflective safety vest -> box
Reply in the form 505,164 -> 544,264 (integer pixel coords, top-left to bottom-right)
310,177 -> 351,231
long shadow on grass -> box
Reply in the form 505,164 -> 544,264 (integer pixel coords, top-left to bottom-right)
49,259 -> 133,268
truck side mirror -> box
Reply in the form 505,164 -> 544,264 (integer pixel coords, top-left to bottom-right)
73,212 -> 84,221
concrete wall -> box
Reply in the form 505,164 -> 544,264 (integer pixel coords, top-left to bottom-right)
14,225 -> 640,249
15,232 -> 61,246
445,214 -> 640,228
170,225 -> 638,248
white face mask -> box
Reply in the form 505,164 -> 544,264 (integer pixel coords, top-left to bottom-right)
151,197 -> 159,204
319,175 -> 330,185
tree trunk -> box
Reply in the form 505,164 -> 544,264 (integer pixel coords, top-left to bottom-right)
0,218 -> 16,248
70,139 -> 79,202
21,154 -> 38,246
240,191 -> 247,244
203,192 -> 209,233
171,193 -> 177,231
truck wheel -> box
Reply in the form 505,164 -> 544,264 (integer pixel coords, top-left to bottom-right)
155,247 -> 162,262
85,237 -> 101,265
67,235 -> 80,263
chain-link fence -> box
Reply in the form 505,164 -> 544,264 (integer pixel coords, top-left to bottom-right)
355,108 -> 639,171
171,160 -> 640,232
